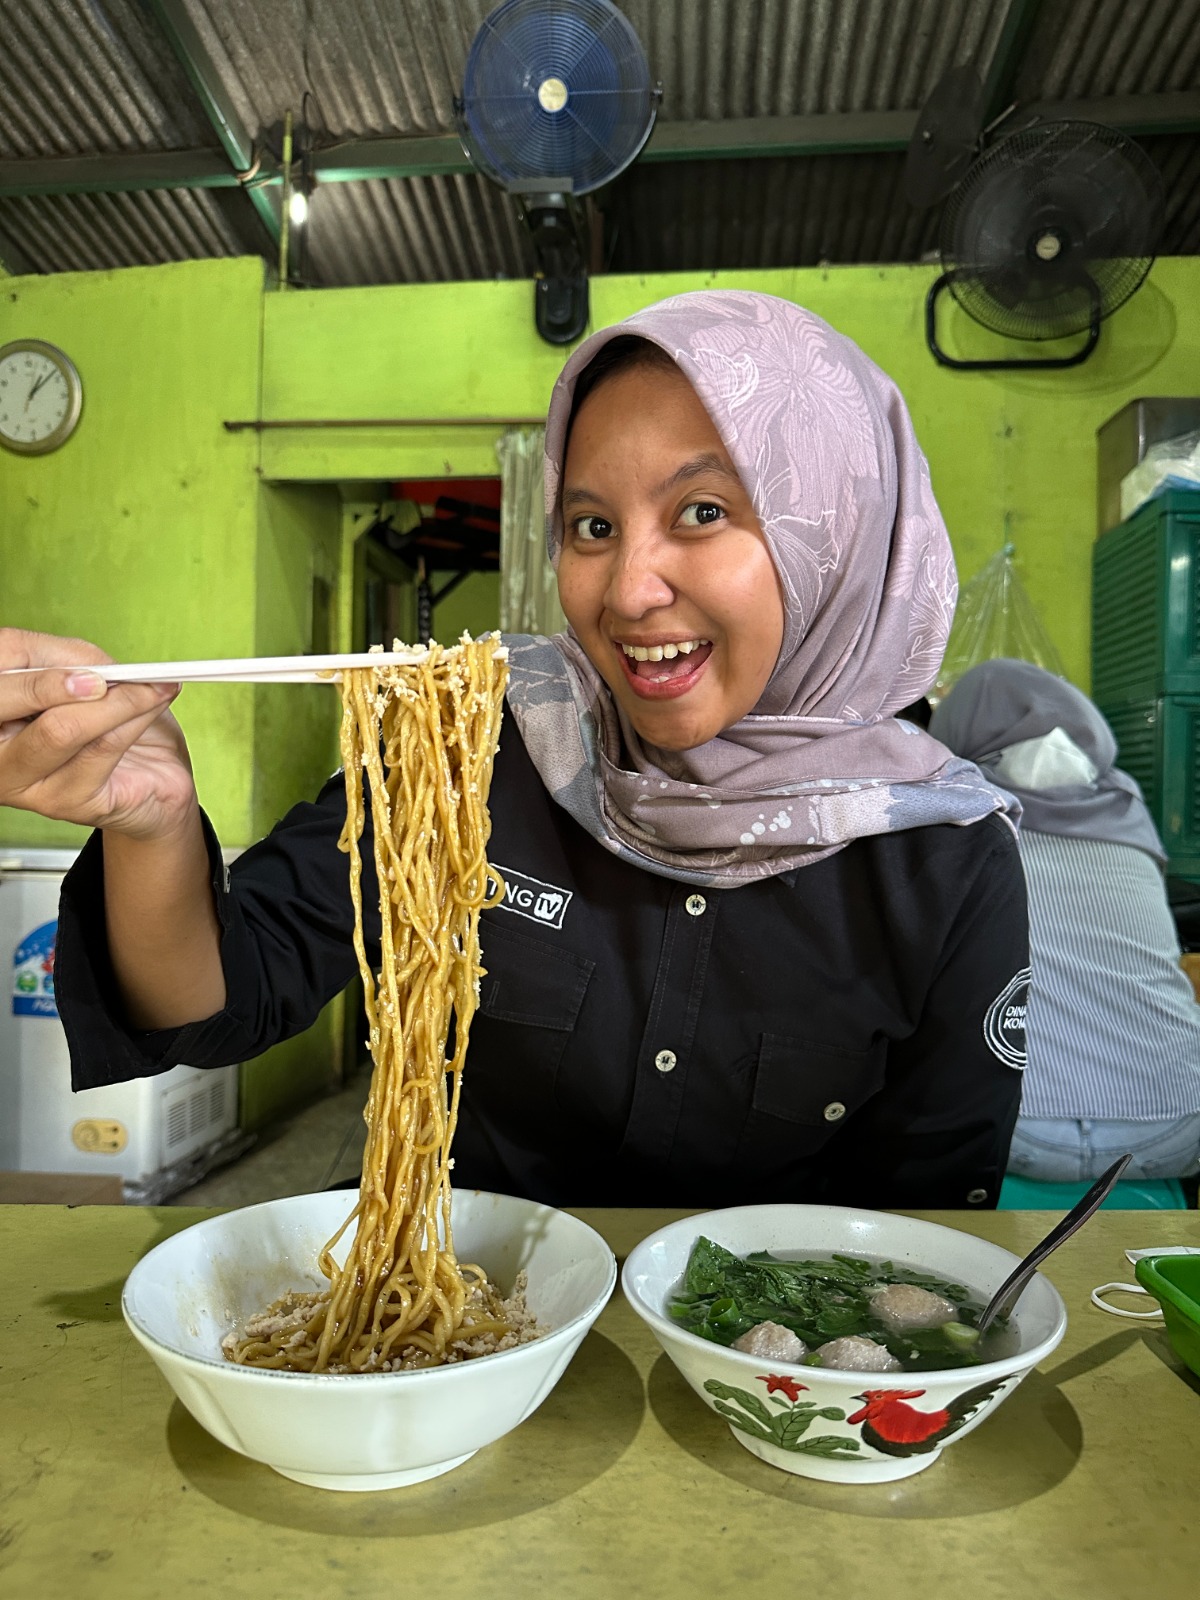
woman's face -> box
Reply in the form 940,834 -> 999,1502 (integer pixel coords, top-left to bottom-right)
557,360 -> 784,752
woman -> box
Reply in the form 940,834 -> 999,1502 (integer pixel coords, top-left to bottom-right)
1,291 -> 1029,1209
931,657 -> 1200,1183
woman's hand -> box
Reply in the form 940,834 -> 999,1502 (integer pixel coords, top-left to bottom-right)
0,626 -> 198,842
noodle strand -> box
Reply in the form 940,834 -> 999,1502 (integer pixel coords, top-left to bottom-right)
224,635 -> 514,1373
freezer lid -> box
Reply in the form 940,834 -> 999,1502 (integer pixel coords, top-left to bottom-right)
0,846 -> 81,873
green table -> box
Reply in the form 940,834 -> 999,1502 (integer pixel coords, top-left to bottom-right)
2,1205 -> 1197,1599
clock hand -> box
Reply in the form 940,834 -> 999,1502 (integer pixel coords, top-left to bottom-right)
27,371 -> 51,403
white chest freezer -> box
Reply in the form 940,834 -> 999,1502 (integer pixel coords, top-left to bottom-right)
0,847 -> 242,1202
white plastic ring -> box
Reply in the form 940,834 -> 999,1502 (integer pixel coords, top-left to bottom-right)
1089,1281 -> 1165,1321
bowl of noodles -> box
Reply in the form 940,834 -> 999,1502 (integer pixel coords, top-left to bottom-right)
623,1204 -> 1067,1484
121,637 -> 620,1489
123,1186 -> 616,1491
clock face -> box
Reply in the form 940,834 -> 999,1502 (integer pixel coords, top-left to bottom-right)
0,340 -> 83,454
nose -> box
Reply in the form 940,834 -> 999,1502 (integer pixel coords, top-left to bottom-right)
603,524 -> 675,620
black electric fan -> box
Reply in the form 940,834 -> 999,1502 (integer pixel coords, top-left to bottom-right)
902,63 -> 986,212
924,119 -> 1164,370
457,0 -> 659,344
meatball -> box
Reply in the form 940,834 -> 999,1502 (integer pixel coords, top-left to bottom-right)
731,1321 -> 807,1362
812,1336 -> 902,1373
869,1283 -> 959,1332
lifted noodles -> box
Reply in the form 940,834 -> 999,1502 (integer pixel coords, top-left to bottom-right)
223,635 -> 526,1373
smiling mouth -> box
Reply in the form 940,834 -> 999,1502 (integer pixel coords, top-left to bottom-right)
613,638 -> 713,698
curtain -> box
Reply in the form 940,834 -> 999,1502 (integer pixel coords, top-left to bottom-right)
497,427 -> 567,636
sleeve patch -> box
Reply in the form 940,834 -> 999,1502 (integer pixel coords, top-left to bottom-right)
983,967 -> 1031,1069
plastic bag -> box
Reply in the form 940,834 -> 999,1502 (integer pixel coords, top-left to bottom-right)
1120,427 -> 1200,522
934,545 -> 1065,702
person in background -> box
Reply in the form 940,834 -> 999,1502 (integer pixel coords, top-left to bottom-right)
931,658 -> 1200,1184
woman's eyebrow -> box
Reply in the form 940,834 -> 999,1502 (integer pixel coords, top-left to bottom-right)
562,452 -> 739,512
562,483 -> 606,512
651,452 -> 741,497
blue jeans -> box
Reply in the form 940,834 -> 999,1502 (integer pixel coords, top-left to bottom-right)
1008,1113 -> 1200,1183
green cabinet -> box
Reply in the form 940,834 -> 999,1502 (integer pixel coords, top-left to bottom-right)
1093,492 -> 1200,879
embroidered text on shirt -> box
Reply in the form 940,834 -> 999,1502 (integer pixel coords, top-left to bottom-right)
983,967 -> 1031,1069
492,864 -> 573,931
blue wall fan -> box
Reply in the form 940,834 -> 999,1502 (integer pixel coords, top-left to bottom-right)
458,0 -> 659,343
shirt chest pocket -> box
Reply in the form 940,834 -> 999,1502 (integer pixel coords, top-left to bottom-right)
467,917 -> 595,1116
736,1032 -> 888,1169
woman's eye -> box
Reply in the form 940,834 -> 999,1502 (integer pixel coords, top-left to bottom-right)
573,515 -> 613,542
679,502 -> 725,527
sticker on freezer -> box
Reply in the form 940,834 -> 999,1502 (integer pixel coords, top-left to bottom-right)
12,918 -> 58,1018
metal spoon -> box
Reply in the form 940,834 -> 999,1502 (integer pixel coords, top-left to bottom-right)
975,1152 -> 1132,1335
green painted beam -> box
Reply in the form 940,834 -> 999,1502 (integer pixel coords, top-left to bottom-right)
0,150 -> 250,198
311,110 -> 921,182
643,110 -> 918,162
143,0 -> 281,245
0,94 -> 1196,202
1033,92 -> 1200,136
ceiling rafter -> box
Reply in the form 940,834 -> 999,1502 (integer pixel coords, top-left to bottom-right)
2,93 -> 1197,200
141,0 -> 281,247
981,0 -> 1047,126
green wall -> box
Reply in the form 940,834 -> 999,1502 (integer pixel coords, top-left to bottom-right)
0,260 -> 345,1127
1,259 -> 262,847
252,481 -> 342,835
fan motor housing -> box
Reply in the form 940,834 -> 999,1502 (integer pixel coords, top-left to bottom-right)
515,186 -> 590,345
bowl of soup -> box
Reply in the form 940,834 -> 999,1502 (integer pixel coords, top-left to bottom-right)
622,1204 -> 1067,1483
123,1188 -> 617,1492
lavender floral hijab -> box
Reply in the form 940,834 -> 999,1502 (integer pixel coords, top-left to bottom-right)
504,290 -> 1011,888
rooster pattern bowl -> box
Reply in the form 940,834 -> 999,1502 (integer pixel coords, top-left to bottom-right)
622,1204 -> 1067,1483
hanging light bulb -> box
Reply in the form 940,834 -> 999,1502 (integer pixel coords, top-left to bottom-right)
289,188 -> 309,226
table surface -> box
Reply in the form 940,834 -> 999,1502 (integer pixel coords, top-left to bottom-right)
2,1205 -> 1197,1600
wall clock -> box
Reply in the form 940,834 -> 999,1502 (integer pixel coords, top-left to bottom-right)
0,339 -> 83,454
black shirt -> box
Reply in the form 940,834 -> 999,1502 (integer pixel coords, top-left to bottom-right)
57,717 -> 1029,1210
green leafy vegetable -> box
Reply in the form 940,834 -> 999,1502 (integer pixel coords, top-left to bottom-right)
671,1239 -> 1009,1372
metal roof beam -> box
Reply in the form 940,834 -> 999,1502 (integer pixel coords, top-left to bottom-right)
1033,93 -> 1200,136
0,151 -> 251,197
304,95 -> 1200,178
142,0 -> 281,245
981,0 -> 1045,126
1,95 -> 1197,201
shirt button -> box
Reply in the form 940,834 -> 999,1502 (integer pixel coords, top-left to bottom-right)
654,1049 -> 677,1074
967,1188 -> 989,1205
823,1101 -> 846,1122
685,894 -> 707,917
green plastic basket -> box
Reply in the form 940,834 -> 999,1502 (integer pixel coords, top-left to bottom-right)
1134,1253 -> 1200,1380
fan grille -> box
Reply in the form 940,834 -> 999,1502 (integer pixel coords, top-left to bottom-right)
461,0 -> 655,195
940,122 -> 1164,341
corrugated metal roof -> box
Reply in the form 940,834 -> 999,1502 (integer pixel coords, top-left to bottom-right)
0,0 -> 1197,283
603,152 -> 941,273
0,0 -> 219,155
178,0 -> 489,138
632,0 -> 1010,119
168,0 -> 1015,136
1015,0 -> 1200,100
1149,133 -> 1200,255
0,187 -> 243,272
301,171 -> 533,285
